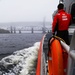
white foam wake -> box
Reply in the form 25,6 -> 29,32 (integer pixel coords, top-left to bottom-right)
0,42 -> 40,75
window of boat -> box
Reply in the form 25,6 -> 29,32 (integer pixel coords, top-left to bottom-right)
71,3 -> 75,24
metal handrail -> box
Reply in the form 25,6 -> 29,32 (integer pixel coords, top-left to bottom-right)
60,31 -> 75,75
60,40 -> 75,60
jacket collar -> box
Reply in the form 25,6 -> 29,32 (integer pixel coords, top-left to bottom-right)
58,9 -> 65,13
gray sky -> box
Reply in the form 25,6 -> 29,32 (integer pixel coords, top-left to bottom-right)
0,0 -> 59,23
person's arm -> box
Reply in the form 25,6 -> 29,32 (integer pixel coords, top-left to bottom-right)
52,15 -> 58,35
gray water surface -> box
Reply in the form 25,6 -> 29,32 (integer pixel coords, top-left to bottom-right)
0,33 -> 44,54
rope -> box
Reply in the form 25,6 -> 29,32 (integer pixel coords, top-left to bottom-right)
54,35 -> 66,43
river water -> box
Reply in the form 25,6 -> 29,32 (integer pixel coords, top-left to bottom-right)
0,33 -> 44,59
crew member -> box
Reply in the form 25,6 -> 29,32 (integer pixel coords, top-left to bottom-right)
52,3 -> 72,45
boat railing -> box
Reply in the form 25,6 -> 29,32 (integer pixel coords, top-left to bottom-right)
36,34 -> 47,75
61,31 -> 75,75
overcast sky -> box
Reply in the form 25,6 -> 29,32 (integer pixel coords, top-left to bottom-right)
0,0 -> 59,23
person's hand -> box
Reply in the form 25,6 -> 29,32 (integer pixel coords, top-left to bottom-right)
50,37 -> 54,43
52,32 -> 55,35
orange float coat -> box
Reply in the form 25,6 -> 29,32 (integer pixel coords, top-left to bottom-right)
52,9 -> 71,33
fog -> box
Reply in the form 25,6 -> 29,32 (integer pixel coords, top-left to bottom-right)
0,0 -> 59,23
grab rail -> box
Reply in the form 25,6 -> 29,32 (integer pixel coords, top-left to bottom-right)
36,34 -> 47,75
60,31 -> 75,75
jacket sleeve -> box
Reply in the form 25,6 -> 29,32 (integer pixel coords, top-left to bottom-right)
52,15 -> 58,33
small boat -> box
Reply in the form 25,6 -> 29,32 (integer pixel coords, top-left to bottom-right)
36,31 -> 75,75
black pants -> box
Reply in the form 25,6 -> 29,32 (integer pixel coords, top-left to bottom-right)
56,30 -> 70,45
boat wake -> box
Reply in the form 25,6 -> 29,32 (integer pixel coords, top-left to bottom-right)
0,42 -> 40,75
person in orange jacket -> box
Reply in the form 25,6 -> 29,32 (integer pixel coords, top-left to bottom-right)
52,3 -> 72,45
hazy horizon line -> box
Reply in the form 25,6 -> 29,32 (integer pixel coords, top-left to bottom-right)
0,21 -> 52,23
